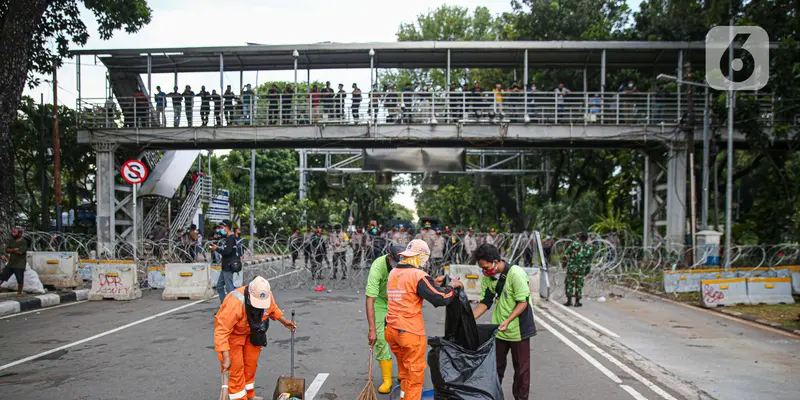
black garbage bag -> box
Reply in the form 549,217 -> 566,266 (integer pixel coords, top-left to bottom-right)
428,324 -> 503,400
444,289 -> 480,351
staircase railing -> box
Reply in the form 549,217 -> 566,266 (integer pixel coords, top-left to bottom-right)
169,176 -> 207,238
142,197 -> 169,237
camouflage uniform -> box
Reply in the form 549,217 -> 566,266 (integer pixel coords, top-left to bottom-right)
563,241 -> 593,303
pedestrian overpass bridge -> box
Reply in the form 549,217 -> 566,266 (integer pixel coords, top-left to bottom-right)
70,41 -> 795,258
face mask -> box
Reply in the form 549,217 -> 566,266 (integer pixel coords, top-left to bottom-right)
628,83 -> 634,88
402,254 -> 429,268
218,229 -> 226,236
371,229 -> 378,234
482,262 -> 499,278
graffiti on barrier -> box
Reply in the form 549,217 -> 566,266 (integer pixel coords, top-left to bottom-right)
702,284 -> 725,304
93,272 -> 130,295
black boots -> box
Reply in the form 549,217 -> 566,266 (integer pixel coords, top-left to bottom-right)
564,296 -> 573,307
574,296 -> 583,307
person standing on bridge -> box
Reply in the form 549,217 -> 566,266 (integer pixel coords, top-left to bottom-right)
1,227 -> 28,299
385,240 -> 462,400
472,243 -> 536,400
210,220 -> 241,303
154,86 -> 167,127
563,232 -> 592,307
365,245 -> 403,393
182,85 -> 195,127
214,276 -> 296,400
169,86 -> 182,127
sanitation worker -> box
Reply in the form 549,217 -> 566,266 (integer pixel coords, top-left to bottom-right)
385,239 -> 462,400
214,276 -> 296,400
366,245 -> 404,393
472,243 -> 536,400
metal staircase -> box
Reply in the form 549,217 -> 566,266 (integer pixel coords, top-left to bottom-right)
169,175 -> 210,237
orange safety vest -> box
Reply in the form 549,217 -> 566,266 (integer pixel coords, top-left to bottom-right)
214,286 -> 283,352
386,267 -> 432,336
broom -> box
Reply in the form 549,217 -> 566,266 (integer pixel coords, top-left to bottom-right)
356,347 -> 378,400
218,370 -> 230,400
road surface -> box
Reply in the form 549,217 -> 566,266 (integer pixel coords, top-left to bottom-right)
0,285 -> 689,400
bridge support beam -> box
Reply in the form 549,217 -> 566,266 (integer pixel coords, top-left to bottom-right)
94,142 -> 118,258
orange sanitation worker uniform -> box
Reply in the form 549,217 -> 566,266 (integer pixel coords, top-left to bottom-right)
214,285 -> 283,400
385,240 -> 457,400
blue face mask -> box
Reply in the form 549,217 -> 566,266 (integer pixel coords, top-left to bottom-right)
218,229 -> 226,236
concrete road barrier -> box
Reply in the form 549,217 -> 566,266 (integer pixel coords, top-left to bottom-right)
27,251 -> 82,288
78,259 -> 96,281
88,261 -> 142,301
664,269 -> 736,293
162,263 -> 216,300
700,278 -> 749,308
746,277 -> 795,305
147,266 -> 166,289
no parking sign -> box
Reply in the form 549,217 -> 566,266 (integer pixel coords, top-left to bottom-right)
121,159 -> 149,185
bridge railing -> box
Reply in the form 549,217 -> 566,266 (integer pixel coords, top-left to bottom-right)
76,91 -> 785,130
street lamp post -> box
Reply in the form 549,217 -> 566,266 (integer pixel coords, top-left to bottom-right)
237,158 -> 255,257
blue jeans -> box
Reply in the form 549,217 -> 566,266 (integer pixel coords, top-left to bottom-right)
216,269 -> 235,303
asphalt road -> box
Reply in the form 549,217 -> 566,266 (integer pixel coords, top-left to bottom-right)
0,286 -> 684,400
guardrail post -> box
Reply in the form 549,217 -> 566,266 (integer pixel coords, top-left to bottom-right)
615,94 -> 620,125
646,93 -> 651,125
554,92 -> 559,123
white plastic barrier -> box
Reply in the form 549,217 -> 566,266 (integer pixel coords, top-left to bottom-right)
791,266 -> 800,295
446,264 -> 541,303
88,261 -> 142,301
663,269 -> 736,293
147,266 -> 166,289
26,251 -> 82,288
162,263 -> 216,300
737,267 -> 792,279
700,278 -> 749,308
210,265 -> 243,288
77,259 -> 95,281
445,264 -> 483,301
746,277 -> 795,305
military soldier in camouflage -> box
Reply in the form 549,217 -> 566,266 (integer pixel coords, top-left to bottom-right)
563,232 -> 592,307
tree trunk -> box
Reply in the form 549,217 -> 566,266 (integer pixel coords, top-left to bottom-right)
0,0 -> 50,244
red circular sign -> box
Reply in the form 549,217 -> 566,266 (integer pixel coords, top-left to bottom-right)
121,159 -> 149,185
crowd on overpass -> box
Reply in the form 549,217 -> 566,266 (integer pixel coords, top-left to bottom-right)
93,77 -> 678,129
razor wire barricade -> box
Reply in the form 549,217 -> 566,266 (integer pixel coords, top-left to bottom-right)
18,231 -> 800,293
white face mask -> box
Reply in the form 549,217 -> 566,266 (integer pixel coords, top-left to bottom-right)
628,83 -> 634,88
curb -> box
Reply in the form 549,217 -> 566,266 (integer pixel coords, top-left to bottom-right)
633,286 -> 800,338
0,289 -> 89,317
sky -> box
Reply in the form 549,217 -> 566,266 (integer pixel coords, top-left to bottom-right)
25,0 -> 641,217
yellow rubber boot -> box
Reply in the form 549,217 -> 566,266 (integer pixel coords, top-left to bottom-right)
378,359 -> 393,394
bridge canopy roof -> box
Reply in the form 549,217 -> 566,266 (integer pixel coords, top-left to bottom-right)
72,41 -> 713,73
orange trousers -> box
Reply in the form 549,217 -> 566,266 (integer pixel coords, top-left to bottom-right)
219,335 -> 263,400
385,325 -> 427,400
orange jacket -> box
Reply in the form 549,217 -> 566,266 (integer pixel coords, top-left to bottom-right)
386,265 -> 455,336
214,286 -> 283,352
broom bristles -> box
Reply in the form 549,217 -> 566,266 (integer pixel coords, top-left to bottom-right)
356,347 -> 379,400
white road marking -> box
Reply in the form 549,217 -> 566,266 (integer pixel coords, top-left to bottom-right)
0,300 -> 88,320
539,308 -> 678,400
0,297 -> 215,372
551,301 -> 620,338
534,316 -> 622,384
304,373 -> 329,400
621,385 -> 650,400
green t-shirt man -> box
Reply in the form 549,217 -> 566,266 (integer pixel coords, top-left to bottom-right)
5,237 -> 28,269
478,264 -> 537,341
365,255 -> 390,313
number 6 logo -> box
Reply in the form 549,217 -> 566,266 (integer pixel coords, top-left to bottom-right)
705,26 -> 769,91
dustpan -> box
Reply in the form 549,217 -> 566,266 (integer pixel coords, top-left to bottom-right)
272,311 -> 305,400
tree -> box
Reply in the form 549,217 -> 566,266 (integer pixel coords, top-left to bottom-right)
0,0 -> 151,244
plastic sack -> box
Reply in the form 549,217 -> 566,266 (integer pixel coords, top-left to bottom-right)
0,266 -> 46,294
444,289 -> 481,351
428,324 -> 503,400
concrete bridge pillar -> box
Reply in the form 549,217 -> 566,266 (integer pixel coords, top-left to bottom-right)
666,144 -> 687,250
93,142 -> 118,258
